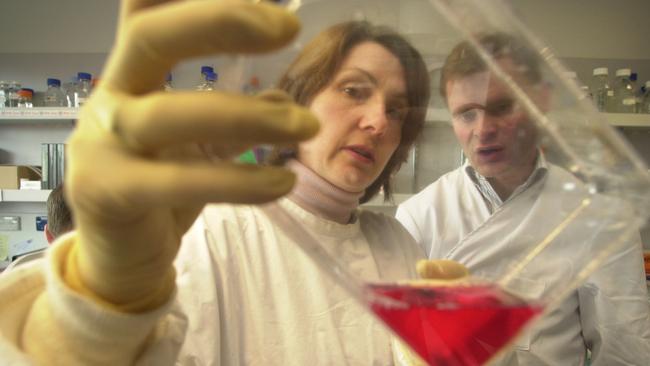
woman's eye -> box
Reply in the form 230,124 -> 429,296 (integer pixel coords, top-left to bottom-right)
342,86 -> 369,100
387,106 -> 407,123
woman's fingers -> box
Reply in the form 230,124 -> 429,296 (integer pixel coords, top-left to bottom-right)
104,1 -> 300,94
112,91 -> 319,153
112,159 -> 299,207
416,259 -> 470,280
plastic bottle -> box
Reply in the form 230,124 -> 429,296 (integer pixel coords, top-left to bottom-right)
642,81 -> 650,114
196,65 -> 214,90
613,68 -> 636,113
16,88 -> 33,108
197,71 -> 217,91
62,76 -> 77,107
591,68 -> 611,112
6,81 -> 22,108
44,78 -> 67,107
74,72 -> 92,107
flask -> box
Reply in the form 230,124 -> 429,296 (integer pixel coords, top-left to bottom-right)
62,77 -> 77,107
197,71 -> 217,91
591,68 -> 611,112
613,68 -> 636,113
0,81 -> 8,108
196,66 -> 214,90
44,78 -> 67,107
6,81 -> 22,108
74,72 -> 92,107
16,88 -> 33,108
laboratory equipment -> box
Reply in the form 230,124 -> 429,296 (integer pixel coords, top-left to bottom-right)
591,67 -> 611,112
230,1 -> 650,364
44,78 -> 67,107
613,68 -> 636,113
74,72 -> 92,107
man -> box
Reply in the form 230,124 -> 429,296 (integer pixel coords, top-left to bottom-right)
5,184 -> 73,270
396,33 -> 650,365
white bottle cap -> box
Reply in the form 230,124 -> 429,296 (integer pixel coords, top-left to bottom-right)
615,68 -> 631,77
593,67 -> 608,76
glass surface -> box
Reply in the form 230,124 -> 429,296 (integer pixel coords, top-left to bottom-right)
232,1 -> 650,364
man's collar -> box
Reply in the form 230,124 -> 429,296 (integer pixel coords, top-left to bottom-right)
463,150 -> 547,183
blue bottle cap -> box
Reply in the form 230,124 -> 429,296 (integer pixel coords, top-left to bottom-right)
47,78 -> 61,87
630,72 -> 638,82
206,71 -> 217,82
201,66 -> 214,75
77,72 -> 92,81
166,73 -> 172,82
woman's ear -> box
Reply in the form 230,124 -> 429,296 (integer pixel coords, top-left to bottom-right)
44,224 -> 55,244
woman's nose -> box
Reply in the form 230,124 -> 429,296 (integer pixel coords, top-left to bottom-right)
360,100 -> 389,136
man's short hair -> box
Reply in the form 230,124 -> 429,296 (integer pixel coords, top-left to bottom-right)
440,32 -> 542,101
46,184 -> 73,238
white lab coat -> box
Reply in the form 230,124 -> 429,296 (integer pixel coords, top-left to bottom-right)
396,164 -> 650,365
0,197 -> 425,365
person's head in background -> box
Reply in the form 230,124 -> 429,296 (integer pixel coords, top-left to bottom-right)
275,21 -> 430,203
440,33 -> 550,197
45,184 -> 73,244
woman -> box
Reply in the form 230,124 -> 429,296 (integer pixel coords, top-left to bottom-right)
0,2 -> 432,365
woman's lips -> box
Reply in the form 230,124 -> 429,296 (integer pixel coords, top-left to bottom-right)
344,145 -> 375,163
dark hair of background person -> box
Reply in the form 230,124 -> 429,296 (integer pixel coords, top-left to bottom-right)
274,20 -> 430,204
439,32 -> 542,102
46,184 -> 73,238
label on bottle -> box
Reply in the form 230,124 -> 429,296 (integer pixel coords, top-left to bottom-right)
623,98 -> 635,106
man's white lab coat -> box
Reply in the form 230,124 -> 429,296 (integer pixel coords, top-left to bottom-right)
397,163 -> 650,365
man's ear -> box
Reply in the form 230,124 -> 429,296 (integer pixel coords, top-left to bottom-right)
44,224 -> 55,244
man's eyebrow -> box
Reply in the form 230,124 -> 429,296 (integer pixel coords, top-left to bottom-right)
452,103 -> 484,115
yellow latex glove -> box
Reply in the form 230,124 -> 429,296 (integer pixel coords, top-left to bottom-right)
63,0 -> 319,312
392,259 -> 470,366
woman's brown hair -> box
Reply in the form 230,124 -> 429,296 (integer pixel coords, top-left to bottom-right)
275,21 -> 430,203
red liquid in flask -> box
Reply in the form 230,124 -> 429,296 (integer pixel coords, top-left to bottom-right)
368,283 -> 543,366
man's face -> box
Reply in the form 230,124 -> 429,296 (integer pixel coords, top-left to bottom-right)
446,58 -> 543,183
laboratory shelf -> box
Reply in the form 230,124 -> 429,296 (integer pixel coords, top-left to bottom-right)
0,189 -> 51,203
0,108 -> 78,123
605,113 -> 650,128
425,108 -> 650,128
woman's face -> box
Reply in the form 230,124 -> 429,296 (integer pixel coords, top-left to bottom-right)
298,41 -> 407,193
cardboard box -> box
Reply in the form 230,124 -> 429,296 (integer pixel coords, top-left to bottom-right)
0,166 -> 41,189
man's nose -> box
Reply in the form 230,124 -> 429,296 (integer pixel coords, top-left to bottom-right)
474,113 -> 498,141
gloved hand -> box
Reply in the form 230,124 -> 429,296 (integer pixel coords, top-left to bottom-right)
63,0 -> 319,312
392,259 -> 470,366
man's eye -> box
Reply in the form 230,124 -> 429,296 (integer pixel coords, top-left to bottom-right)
457,109 -> 480,123
487,101 -> 515,116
